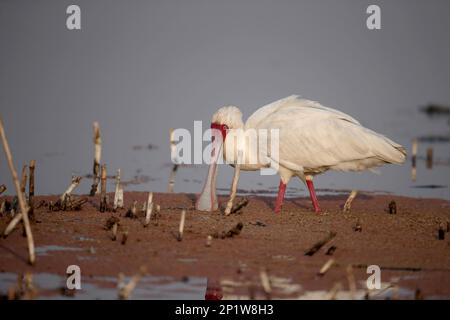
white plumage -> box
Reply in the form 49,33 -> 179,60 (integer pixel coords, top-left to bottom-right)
197,95 -> 406,213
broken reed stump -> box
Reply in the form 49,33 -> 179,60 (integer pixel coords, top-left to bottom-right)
121,231 -> 128,245
343,190 -> 358,213
99,164 -> 107,212
89,122 -> 102,196
259,268 -> 272,300
112,223 -> 118,241
426,147 -> 433,169
0,116 -> 35,265
61,176 -> 82,203
144,192 -> 153,227
28,160 -> 36,220
353,220 -> 362,232
411,139 -> 417,181
438,224 -> 445,240
20,165 -> 28,198
205,235 -> 212,247
177,209 -> 186,241
304,231 -> 337,256
388,200 -> 397,214
125,201 -> 138,219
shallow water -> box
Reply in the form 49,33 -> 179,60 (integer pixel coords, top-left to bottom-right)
0,272 -> 207,300
1,272 -> 445,300
1,1 -> 450,201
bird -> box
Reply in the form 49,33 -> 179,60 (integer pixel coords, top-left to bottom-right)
196,95 -> 406,213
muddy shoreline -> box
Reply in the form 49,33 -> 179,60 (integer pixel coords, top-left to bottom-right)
1,192 -> 449,299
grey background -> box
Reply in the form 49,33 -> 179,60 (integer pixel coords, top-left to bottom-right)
1,0 -> 449,198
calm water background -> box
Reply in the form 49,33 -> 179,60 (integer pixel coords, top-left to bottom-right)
1,0 -> 449,200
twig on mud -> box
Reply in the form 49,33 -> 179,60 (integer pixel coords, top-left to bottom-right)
212,222 -> 244,239
318,258 -> 335,276
177,209 -> 186,241
304,231 -> 336,256
343,190 -> 358,213
0,117 -> 35,265
227,198 -> 249,216
89,122 -> 102,196
117,266 -> 147,300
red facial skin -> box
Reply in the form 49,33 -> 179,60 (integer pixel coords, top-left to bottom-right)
211,122 -> 228,143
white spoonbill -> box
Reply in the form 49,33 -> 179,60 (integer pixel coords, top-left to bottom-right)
196,95 -> 406,213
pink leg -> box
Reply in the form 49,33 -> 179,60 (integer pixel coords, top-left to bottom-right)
274,180 -> 286,214
306,178 -> 320,213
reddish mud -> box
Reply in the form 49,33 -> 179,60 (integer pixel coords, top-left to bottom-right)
0,192 -> 449,299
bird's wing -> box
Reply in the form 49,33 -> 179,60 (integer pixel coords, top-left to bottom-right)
245,95 -> 361,130
251,98 -> 405,172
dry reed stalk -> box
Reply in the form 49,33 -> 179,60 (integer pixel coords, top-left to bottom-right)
28,160 -> 36,219
168,128 -> 178,193
144,192 -> 153,227
426,147 -> 433,169
20,165 -> 28,198
0,117 -> 35,264
177,209 -> 186,241
89,122 -> 102,196
100,164 -> 107,212
343,190 -> 358,213
411,139 -> 417,181
113,169 -> 121,210
225,151 -> 243,215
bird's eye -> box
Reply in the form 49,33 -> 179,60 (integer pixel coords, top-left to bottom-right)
222,124 -> 229,130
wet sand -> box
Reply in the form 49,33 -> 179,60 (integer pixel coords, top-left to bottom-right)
0,192 -> 449,299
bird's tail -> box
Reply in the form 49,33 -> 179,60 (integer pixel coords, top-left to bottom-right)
375,136 -> 407,164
